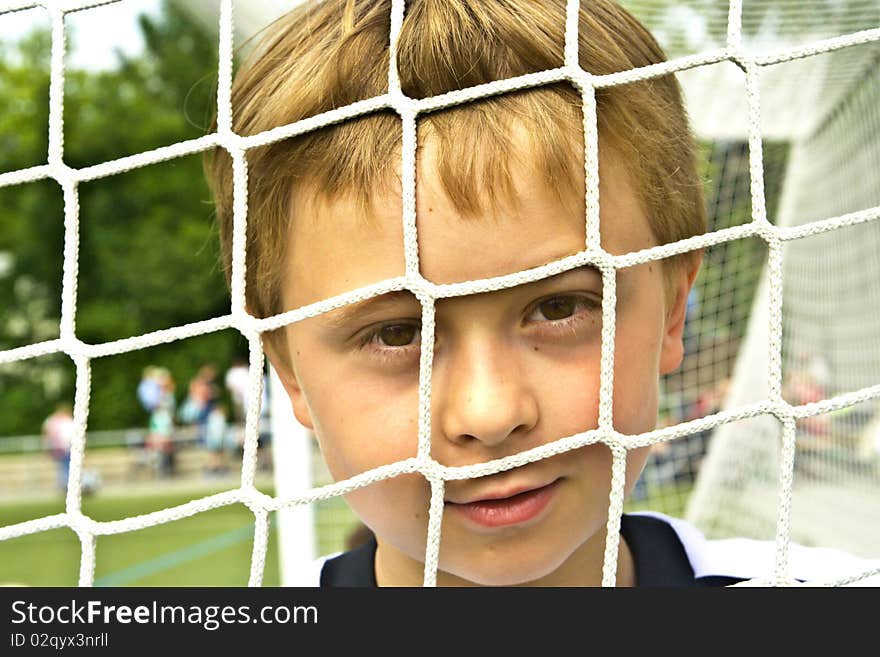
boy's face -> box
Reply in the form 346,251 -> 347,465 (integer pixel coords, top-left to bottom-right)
273,138 -> 696,586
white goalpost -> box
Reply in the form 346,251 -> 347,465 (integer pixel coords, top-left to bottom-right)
1,0 -> 878,587
267,365 -> 315,583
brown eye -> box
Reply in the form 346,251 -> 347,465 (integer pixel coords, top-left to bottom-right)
378,324 -> 418,347
538,296 -> 577,321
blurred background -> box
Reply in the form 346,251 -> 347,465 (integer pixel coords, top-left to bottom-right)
1,0 -> 878,585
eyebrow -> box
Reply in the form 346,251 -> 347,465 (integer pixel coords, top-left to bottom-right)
321,290 -> 420,330
321,266 -> 603,330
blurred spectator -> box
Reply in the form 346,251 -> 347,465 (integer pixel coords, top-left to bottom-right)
179,364 -> 219,444
224,357 -> 250,423
639,377 -> 732,495
227,366 -> 273,472
784,352 -> 830,436
146,371 -> 177,478
42,402 -> 75,492
81,469 -> 102,497
204,403 -> 231,476
687,376 -> 731,421
137,366 -> 169,414
257,373 -> 272,471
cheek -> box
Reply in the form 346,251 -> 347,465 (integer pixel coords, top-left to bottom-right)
346,473 -> 430,528
610,306 -> 664,435
528,333 -> 658,438
527,345 -> 602,436
303,359 -> 420,479
527,302 -> 663,438
611,363 -> 659,434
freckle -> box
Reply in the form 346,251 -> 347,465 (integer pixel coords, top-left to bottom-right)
533,346 -> 539,352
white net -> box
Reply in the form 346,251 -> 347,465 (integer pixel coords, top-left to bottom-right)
614,1 -> 880,563
1,0 -> 879,587
682,8 -> 880,556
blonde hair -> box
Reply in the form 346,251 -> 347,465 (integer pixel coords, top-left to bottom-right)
206,0 -> 706,351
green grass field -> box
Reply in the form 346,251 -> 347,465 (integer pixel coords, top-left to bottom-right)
0,488 -> 288,587
0,481 -> 689,586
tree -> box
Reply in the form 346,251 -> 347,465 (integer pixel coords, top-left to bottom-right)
0,0 -> 243,436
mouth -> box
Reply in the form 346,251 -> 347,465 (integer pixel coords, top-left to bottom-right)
445,479 -> 561,529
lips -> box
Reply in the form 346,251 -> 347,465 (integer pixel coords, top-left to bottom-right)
445,479 -> 560,528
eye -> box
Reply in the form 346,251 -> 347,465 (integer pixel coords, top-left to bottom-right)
524,294 -> 601,329
535,296 -> 578,321
376,323 -> 419,347
355,321 -> 422,367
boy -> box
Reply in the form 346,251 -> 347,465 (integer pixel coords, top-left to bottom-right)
206,0 -> 876,586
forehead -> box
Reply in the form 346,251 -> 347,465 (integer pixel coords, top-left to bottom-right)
282,146 -> 654,309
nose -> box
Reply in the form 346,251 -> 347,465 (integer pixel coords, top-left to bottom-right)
434,336 -> 539,448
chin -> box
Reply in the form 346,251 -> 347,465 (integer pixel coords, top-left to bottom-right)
442,548 -> 573,587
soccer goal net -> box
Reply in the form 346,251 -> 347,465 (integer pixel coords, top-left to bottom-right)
0,0 -> 878,587
638,0 -> 880,561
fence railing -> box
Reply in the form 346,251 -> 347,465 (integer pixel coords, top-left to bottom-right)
0,424 -> 205,455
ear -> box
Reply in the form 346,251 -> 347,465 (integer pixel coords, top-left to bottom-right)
265,337 -> 314,430
659,252 -> 702,375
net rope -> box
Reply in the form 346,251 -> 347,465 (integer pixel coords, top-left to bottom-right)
683,0 -> 880,558
1,0 -> 879,587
